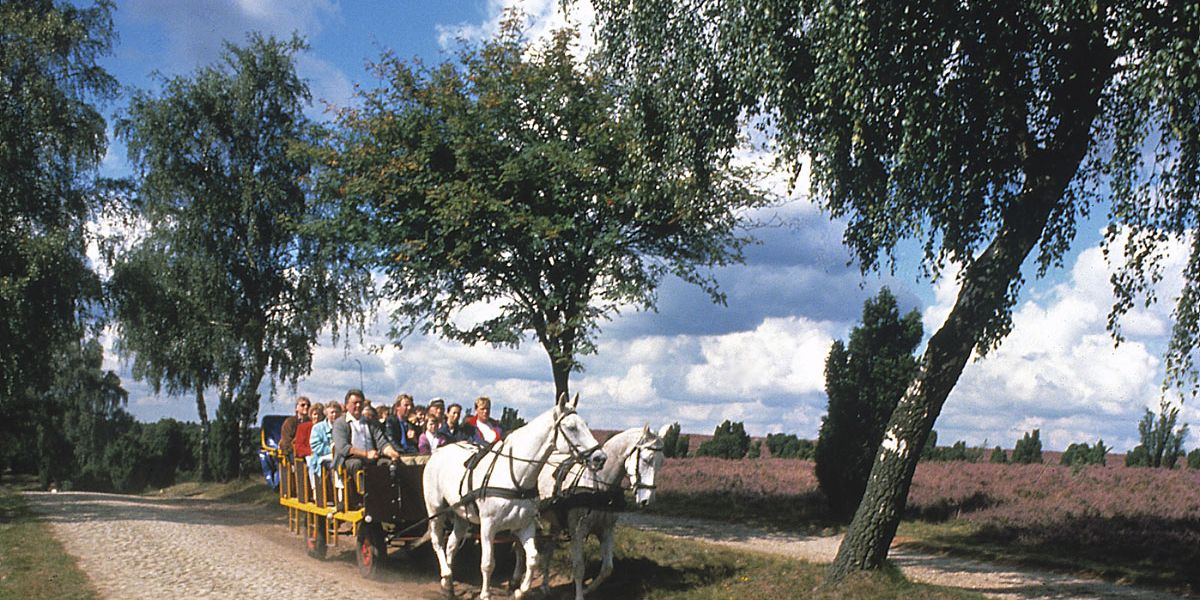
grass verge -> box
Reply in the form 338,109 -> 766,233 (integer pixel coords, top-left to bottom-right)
649,490 -> 843,536
542,527 -> 981,599
0,484 -> 96,600
148,477 -> 279,507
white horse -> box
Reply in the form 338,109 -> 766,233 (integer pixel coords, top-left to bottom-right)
520,424 -> 668,599
422,393 -> 607,599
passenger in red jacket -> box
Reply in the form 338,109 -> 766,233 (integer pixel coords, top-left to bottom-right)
464,396 -> 504,444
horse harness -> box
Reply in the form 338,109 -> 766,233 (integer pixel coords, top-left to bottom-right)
540,434 -> 665,518
456,410 -> 602,508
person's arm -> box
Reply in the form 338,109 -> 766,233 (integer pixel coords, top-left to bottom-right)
369,420 -> 398,459
332,420 -> 351,466
279,416 -> 297,458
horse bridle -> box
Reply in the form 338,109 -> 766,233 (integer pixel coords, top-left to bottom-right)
549,408 -> 604,468
466,407 -> 603,500
629,438 -> 664,492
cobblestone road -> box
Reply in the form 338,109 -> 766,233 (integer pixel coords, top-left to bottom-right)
24,491 -> 446,599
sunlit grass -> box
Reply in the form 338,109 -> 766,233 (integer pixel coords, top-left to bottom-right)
542,527 -> 981,599
149,476 -> 279,506
0,483 -> 96,600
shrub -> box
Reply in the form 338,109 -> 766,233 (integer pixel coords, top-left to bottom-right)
989,446 -> 1007,464
696,420 -> 750,459
747,441 -> 762,458
676,434 -> 690,458
1126,445 -> 1150,467
1011,429 -> 1043,464
1132,401 -> 1189,468
921,430 -> 940,460
1189,448 -> 1200,470
815,288 -> 922,521
922,437 -> 985,462
662,423 -> 683,458
500,406 -> 526,432
1062,440 -> 1108,467
765,433 -> 816,459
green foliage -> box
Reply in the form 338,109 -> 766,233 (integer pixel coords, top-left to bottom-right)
112,34 -> 372,480
499,406 -> 526,432
1187,448 -> 1200,470
816,288 -> 922,520
696,420 -> 751,459
660,422 -> 693,458
322,16 -> 764,397
1127,401 -> 1189,468
1011,430 -> 1044,465
922,439 -> 985,463
0,0 -> 117,471
989,446 -> 1008,464
921,430 -> 940,461
675,434 -> 691,458
747,441 -> 762,459
1125,445 -> 1151,468
1060,440 -> 1108,467
590,0 -> 1200,365
765,433 -> 815,460
587,0 -> 1200,574
661,423 -> 682,458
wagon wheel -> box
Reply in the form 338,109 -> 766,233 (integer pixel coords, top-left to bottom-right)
306,516 -> 327,560
357,522 -> 386,578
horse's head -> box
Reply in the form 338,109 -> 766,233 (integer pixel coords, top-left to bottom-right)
627,424 -> 668,507
552,392 -> 607,471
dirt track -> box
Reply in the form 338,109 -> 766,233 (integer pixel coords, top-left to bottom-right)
621,512 -> 1191,600
24,491 -> 1193,599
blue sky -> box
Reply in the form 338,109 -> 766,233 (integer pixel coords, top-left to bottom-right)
92,0 -> 1197,453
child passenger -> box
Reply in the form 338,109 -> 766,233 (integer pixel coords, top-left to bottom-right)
419,414 -> 444,454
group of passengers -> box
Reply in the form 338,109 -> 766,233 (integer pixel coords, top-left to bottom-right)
277,391 -> 506,497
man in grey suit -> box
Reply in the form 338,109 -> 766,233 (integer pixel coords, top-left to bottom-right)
333,389 -> 402,489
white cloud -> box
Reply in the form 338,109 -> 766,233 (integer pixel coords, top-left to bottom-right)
685,316 -> 837,399
930,229 -> 1192,451
436,0 -> 595,54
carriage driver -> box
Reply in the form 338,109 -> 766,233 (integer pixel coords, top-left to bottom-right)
332,389 -> 402,484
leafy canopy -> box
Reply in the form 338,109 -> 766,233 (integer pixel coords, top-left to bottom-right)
0,0 -> 116,399
113,34 -> 372,478
323,15 -> 765,391
590,0 -> 1200,368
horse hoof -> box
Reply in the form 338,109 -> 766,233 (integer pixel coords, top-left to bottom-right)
512,590 -> 524,600
440,576 -> 453,591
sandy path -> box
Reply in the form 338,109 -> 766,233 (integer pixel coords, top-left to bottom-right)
620,512 -> 1191,600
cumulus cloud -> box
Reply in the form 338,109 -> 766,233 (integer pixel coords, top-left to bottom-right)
931,229 -> 1191,451
685,316 -> 837,399
436,0 -> 595,54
